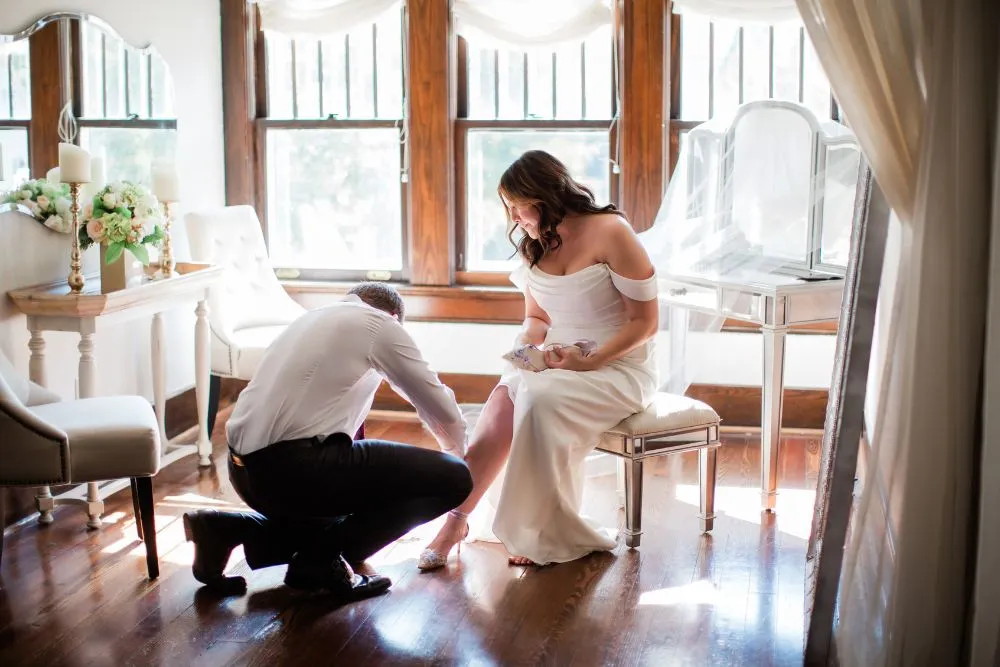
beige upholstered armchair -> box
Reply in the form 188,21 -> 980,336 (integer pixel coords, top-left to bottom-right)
0,352 -> 162,579
185,205 -> 306,436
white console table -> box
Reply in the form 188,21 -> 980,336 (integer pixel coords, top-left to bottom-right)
7,262 -> 222,528
660,269 -> 845,511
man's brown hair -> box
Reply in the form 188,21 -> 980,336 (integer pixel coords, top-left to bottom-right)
348,282 -> 405,322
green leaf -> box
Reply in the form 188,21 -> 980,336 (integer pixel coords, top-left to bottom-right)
104,242 -> 124,265
129,243 -> 150,265
115,206 -> 133,219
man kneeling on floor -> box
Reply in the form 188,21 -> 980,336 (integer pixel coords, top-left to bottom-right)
183,282 -> 472,601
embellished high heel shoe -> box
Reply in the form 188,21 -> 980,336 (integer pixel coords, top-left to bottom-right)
417,509 -> 470,571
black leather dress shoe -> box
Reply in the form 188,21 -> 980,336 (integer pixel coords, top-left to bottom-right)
182,510 -> 250,594
284,554 -> 392,601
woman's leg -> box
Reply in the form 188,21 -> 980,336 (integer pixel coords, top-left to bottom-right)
422,385 -> 514,556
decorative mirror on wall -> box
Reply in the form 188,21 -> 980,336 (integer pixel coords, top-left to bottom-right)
0,12 -> 177,197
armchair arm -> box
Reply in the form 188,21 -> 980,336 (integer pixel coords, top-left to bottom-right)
0,399 -> 70,485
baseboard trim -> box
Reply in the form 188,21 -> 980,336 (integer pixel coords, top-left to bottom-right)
164,373 -> 828,436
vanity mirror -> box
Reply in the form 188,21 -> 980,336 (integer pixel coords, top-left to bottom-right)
0,11 -> 177,203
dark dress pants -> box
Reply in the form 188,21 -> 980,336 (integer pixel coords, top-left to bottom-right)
227,433 -> 472,567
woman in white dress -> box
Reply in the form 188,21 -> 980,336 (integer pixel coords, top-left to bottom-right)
419,150 -> 659,568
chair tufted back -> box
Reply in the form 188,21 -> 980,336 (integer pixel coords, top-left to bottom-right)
185,205 -> 305,337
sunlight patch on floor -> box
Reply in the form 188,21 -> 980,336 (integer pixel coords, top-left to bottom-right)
675,484 -> 815,539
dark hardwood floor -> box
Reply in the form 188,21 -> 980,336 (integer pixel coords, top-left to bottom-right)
0,409 -> 819,666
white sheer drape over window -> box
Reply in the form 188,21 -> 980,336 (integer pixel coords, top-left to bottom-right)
452,0 -> 611,51
671,0 -> 799,23
254,0 -> 400,37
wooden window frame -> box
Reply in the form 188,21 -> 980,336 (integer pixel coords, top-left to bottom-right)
219,0 -> 835,334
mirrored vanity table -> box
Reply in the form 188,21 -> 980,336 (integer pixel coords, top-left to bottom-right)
661,269 -> 845,511
7,263 -> 221,528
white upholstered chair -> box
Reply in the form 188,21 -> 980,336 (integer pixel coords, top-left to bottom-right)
185,205 -> 306,434
0,352 -> 162,579
599,392 -> 721,547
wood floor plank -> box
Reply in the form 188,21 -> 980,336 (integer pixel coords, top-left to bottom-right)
0,413 -> 819,666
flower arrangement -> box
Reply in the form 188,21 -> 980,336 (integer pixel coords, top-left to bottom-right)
2,178 -> 73,233
79,181 -> 165,265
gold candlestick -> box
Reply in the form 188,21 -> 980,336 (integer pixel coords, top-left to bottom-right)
67,182 -> 85,293
159,200 -> 175,278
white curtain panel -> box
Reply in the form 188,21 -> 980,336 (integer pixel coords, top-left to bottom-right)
797,0 -> 999,664
254,0 -> 400,37
452,0 -> 612,51
671,0 -> 799,23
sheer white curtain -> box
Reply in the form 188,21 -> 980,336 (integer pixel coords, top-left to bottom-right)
452,0 -> 611,51
254,0 -> 400,36
796,0 -> 999,664
671,0 -> 799,23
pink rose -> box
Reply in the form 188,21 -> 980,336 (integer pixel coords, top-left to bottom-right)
86,219 -> 104,242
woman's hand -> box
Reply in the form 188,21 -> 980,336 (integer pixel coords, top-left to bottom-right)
543,346 -> 597,372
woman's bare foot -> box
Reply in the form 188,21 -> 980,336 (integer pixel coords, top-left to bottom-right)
508,555 -> 538,566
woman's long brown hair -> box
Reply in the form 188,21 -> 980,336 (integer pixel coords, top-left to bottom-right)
498,150 -> 623,267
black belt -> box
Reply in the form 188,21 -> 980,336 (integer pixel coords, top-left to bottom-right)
230,433 -> 352,467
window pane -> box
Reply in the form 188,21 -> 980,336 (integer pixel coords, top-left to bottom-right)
680,15 -> 831,121
465,130 -> 609,271
267,4 -> 403,120
79,127 -> 178,184
294,40 -> 322,119
82,21 -> 175,119
266,128 -> 403,270
464,26 -> 613,121
0,127 -> 30,189
0,40 -> 31,120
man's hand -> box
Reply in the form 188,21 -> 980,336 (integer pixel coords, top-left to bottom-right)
543,345 -> 597,372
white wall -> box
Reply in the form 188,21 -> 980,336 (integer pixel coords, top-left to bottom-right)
0,0 -> 224,400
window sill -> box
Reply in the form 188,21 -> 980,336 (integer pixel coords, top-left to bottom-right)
281,280 -> 526,324
280,279 -> 839,334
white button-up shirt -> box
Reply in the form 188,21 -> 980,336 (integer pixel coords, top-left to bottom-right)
226,296 -> 467,456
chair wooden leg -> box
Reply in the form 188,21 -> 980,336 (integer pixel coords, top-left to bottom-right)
129,478 -> 143,541
132,477 -> 159,579
207,373 -> 222,439
699,447 -> 719,533
623,457 -> 644,549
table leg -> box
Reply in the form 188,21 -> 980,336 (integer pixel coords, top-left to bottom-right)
761,325 -> 788,512
78,331 -> 104,528
194,298 -> 212,467
151,313 -> 168,450
27,322 -> 55,524
667,306 -> 690,394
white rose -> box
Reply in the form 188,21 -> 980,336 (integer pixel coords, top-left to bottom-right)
109,181 -> 125,194
102,193 -> 117,209
19,189 -> 31,199
36,195 -> 50,210
44,215 -> 69,233
55,197 -> 70,215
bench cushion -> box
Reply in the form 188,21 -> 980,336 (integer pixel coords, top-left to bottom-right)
606,392 -> 720,437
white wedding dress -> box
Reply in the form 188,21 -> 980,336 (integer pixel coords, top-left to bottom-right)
469,262 -> 658,564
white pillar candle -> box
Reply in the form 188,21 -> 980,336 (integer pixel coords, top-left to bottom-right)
58,143 -> 91,183
90,156 -> 106,191
46,166 -> 61,184
151,163 -> 180,202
